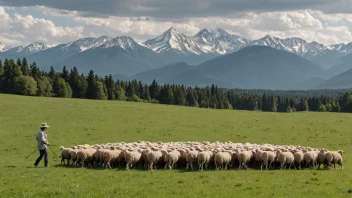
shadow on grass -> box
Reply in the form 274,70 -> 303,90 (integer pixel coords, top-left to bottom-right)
43,163 -> 334,173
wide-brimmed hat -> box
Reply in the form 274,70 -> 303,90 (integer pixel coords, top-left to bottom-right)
40,123 -> 50,128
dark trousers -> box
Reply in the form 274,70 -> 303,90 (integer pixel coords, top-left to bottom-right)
34,149 -> 48,166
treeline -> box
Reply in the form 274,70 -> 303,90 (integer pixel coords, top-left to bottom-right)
1,58 -> 352,113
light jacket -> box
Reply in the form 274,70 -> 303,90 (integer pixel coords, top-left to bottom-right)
36,130 -> 48,150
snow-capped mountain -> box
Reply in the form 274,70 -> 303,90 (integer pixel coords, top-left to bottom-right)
248,35 -> 297,54
20,42 -> 49,53
144,27 -> 204,55
1,27 -> 352,76
211,28 -> 249,53
0,43 -> 12,52
192,28 -> 227,54
99,36 -> 144,53
328,43 -> 352,54
54,36 -> 113,54
248,35 -> 336,57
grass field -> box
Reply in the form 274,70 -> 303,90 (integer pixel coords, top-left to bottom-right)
0,94 -> 351,198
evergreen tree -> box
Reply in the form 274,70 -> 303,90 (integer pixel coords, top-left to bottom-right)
0,59 -> 3,76
143,85 -> 151,101
105,75 -> 116,100
2,59 -> 22,93
68,67 -> 81,98
29,62 -> 41,80
78,73 -> 88,98
16,58 -> 22,68
138,81 -> 145,99
165,86 -> 174,104
61,66 -> 69,82
86,70 -> 96,99
174,87 -> 186,105
21,58 -> 30,76
149,79 -> 158,100
48,66 -> 56,79
126,82 -> 135,97
340,91 -> 352,108
186,90 -> 199,107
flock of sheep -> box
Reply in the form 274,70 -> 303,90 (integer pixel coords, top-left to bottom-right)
59,141 -> 344,171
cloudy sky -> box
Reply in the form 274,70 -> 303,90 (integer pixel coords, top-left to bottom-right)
0,0 -> 352,46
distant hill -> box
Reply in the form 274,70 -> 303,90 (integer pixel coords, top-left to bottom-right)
131,62 -> 192,84
326,53 -> 352,78
293,77 -> 327,90
170,46 -> 324,89
317,68 -> 352,89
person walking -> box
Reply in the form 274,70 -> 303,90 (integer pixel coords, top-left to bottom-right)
34,123 -> 51,167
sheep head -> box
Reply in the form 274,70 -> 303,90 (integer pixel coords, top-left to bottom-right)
338,150 -> 344,156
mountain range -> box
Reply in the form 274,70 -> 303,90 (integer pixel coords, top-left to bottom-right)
1,27 -> 352,89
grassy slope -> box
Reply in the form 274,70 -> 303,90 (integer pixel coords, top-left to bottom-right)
0,94 -> 351,197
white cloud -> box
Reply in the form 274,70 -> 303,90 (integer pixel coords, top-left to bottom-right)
0,6 -> 84,46
0,6 -> 352,46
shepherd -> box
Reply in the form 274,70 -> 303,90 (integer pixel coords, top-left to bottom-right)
34,123 -> 51,167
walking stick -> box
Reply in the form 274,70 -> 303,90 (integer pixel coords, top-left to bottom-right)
25,150 -> 36,159
49,146 -> 60,158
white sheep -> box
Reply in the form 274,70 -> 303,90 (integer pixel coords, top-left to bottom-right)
197,151 -> 211,171
164,150 -> 181,170
277,151 -> 295,170
185,150 -> 199,170
261,151 -> 276,170
238,151 -> 254,170
59,146 -> 73,165
147,149 -> 162,170
124,150 -> 142,170
325,150 -> 343,170
214,151 -> 232,170
293,150 -> 304,170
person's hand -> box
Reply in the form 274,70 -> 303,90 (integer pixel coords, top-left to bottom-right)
47,143 -> 51,147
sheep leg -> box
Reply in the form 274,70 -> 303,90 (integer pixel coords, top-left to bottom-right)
126,163 -> 129,170
241,163 -> 247,170
289,162 -> 293,170
205,163 -> 208,171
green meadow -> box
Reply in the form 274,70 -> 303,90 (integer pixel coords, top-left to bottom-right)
0,94 -> 351,198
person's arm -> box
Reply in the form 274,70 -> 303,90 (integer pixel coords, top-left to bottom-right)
39,132 -> 49,145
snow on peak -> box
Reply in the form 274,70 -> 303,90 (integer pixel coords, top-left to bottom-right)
21,42 -> 49,53
100,36 -> 142,52
58,36 -> 113,52
328,42 -> 352,54
0,42 -> 12,52
249,35 -> 308,54
145,27 -> 203,55
193,28 -> 227,54
212,27 -> 232,38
